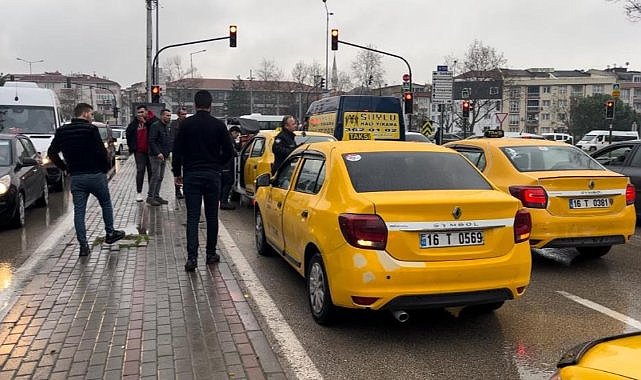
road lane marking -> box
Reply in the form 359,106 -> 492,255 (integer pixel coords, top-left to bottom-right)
557,290 -> 641,329
218,222 -> 322,380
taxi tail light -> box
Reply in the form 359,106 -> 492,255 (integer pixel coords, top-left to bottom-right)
513,209 -> 532,243
339,214 -> 387,250
626,184 -> 636,205
509,186 -> 548,208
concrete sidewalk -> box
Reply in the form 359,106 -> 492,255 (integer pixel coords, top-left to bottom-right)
0,156 -> 289,379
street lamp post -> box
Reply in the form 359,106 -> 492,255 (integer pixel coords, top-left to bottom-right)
189,49 -> 206,79
322,0 -> 333,91
16,57 -> 44,74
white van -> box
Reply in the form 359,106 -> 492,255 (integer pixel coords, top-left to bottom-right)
238,113 -> 283,131
576,130 -> 639,152
542,132 -> 574,144
0,82 -> 65,190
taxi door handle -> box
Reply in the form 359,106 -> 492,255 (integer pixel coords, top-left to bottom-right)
301,210 -> 308,218
277,201 -> 282,208
253,165 -> 257,169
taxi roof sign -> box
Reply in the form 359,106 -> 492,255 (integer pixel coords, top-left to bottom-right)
484,129 -> 505,138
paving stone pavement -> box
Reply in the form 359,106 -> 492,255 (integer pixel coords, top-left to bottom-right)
0,156 -> 290,380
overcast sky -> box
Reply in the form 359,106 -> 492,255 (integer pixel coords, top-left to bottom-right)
1,0 -> 640,88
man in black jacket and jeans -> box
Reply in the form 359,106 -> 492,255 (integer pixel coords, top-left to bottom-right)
172,91 -> 235,271
147,109 -> 172,206
48,103 -> 125,256
272,115 -> 297,174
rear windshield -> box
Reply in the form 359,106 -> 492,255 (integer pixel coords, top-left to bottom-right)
343,151 -> 492,192
0,106 -> 56,134
295,135 -> 335,144
500,145 -> 603,171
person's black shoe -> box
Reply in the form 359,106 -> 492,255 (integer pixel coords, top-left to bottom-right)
105,230 -> 126,244
184,259 -> 198,272
220,202 -> 236,210
175,190 -> 184,199
206,253 -> 221,264
155,196 -> 169,205
79,243 -> 90,257
146,197 -> 160,206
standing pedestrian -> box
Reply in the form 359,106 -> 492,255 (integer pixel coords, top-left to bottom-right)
220,125 -> 241,210
169,107 -> 187,199
272,115 -> 298,173
126,105 -> 152,202
172,90 -> 234,272
48,103 -> 125,256
147,109 -> 172,206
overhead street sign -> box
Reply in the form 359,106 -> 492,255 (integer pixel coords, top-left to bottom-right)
432,69 -> 453,105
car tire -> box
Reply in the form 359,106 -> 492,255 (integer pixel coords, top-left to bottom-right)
34,180 -> 48,207
576,246 -> 611,258
255,208 -> 273,256
10,192 -> 26,228
51,173 -> 65,192
307,252 -> 337,325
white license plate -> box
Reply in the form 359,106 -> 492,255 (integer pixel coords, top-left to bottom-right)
569,198 -> 612,209
419,230 -> 484,248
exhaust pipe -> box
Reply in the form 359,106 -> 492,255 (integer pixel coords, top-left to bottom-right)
392,310 -> 409,323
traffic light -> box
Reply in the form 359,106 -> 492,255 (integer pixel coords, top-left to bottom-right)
605,100 -> 615,119
403,92 -> 413,114
331,29 -> 338,50
229,25 -> 237,48
151,85 -> 161,103
319,77 -> 325,89
462,100 -> 470,118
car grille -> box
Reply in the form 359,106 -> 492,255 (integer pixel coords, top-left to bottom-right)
383,289 -> 513,310
543,235 -> 625,248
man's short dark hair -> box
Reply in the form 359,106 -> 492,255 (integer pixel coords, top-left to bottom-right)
194,90 -> 212,108
74,103 -> 93,117
281,115 -> 293,127
228,125 -> 241,133
136,105 -> 147,111
160,108 -> 171,114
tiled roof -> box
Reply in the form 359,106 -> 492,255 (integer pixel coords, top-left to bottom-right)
168,78 -> 315,91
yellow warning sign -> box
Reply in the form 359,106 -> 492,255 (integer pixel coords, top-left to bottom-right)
307,112 -> 337,135
342,112 -> 400,140
421,120 -> 433,136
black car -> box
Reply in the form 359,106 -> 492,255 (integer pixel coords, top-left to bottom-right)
0,134 -> 48,228
590,139 -> 641,218
93,122 -> 116,169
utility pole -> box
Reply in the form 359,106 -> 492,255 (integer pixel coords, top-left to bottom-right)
146,0 -> 153,102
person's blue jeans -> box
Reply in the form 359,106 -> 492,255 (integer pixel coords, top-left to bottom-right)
70,172 -> 115,245
183,170 -> 221,260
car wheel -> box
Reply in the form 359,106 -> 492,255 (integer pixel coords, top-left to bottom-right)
576,246 -> 611,258
34,180 -> 48,207
10,192 -> 26,228
52,173 -> 65,192
307,252 -> 337,325
255,208 -> 273,256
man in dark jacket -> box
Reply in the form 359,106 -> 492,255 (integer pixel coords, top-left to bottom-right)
48,103 -> 125,256
147,109 -> 172,206
125,105 -> 152,202
172,90 -> 235,271
169,107 -> 188,199
220,125 -> 241,210
272,115 -> 298,173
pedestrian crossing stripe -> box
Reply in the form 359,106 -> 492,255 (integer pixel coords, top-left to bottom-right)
421,120 -> 433,136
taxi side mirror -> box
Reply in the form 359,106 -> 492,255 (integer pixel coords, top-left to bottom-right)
17,157 -> 38,169
255,173 -> 271,188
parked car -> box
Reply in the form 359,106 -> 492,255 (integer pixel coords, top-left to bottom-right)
93,122 -> 116,169
446,130 -> 636,259
254,140 -> 532,324
111,127 -> 128,155
0,134 -> 48,228
552,331 -> 641,379
234,130 -> 335,203
590,140 -> 641,218
404,132 -> 431,142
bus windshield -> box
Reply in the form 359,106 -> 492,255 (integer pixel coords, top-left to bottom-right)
0,105 -> 56,134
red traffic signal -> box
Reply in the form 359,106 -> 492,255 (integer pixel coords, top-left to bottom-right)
331,29 -> 338,51
462,100 -> 470,117
605,100 -> 615,119
403,92 -> 413,114
229,25 -> 237,47
151,85 -> 161,103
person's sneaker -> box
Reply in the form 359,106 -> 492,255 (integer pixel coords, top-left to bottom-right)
184,259 -> 198,272
155,197 -> 169,205
220,202 -> 236,210
136,193 -> 143,202
206,253 -> 221,264
105,230 -> 126,244
146,197 -> 160,206
79,243 -> 90,257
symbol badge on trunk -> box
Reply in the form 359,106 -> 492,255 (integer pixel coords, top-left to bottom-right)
588,180 -> 595,190
452,207 -> 462,220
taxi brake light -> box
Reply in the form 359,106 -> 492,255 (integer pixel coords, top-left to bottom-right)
509,186 -> 548,208
339,214 -> 387,250
626,184 -> 636,205
513,209 -> 532,243
351,296 -> 380,306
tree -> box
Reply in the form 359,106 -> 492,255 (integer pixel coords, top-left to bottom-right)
291,61 -> 308,86
569,94 -> 641,138
350,46 -> 385,89
462,40 -> 507,73
608,0 -> 641,20
226,76 -> 250,117
162,55 -> 202,109
335,71 -> 353,93
255,58 -> 284,91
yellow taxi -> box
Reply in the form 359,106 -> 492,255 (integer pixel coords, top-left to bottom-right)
234,130 -> 335,201
552,331 -> 641,379
445,130 -> 636,258
253,140 -> 532,324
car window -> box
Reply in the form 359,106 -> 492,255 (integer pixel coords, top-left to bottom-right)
0,139 -> 11,166
629,147 -> 641,168
593,145 -> 633,166
294,157 -> 325,194
250,137 -> 266,158
294,135 -> 335,145
501,145 -> 603,171
274,156 -> 300,190
15,137 -> 26,159
450,147 -> 487,171
343,151 -> 492,192
18,137 -> 37,157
